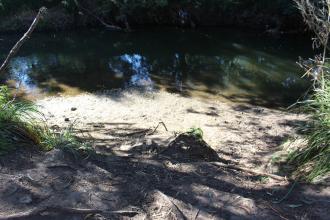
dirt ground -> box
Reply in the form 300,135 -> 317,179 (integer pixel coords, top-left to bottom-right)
0,89 -> 329,220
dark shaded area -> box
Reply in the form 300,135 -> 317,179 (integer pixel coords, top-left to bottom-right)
160,133 -> 222,163
0,0 -> 304,33
0,143 -> 329,220
279,119 -> 309,135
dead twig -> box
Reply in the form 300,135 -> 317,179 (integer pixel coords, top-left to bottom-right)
148,121 -> 169,135
193,209 -> 200,220
266,203 -> 290,220
273,181 -> 298,204
0,7 -> 47,74
47,164 -> 77,170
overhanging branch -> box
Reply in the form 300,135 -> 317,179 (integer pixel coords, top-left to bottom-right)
0,7 -> 47,74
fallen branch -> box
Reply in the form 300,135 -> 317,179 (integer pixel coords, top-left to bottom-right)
211,162 -> 288,182
74,0 -> 126,31
0,7 -> 47,74
0,207 -> 101,220
47,164 -> 77,170
0,206 -> 141,220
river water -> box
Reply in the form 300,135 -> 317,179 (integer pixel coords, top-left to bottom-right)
0,28 -> 313,107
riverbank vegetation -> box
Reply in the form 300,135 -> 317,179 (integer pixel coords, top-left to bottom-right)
0,0 -> 302,32
289,80 -> 330,181
0,85 -> 93,156
285,0 -> 330,181
0,85 -> 43,153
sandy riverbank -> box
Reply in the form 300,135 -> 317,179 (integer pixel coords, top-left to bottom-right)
37,89 -> 306,172
2,89 -> 330,220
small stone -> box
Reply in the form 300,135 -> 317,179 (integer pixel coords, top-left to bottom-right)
65,118 -> 70,122
71,107 -> 77,111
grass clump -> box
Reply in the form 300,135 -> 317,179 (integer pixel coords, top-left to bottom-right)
288,79 -> 330,181
0,85 -> 93,156
187,127 -> 204,140
0,85 -> 42,153
41,125 -> 95,159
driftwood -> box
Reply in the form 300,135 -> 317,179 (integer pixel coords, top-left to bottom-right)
0,7 -> 47,74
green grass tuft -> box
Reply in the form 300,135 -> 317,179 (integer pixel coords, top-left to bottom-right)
187,127 -> 204,140
41,124 -> 95,159
0,85 -> 94,156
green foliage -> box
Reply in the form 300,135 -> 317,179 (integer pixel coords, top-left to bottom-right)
289,79 -> 330,181
0,85 -> 93,156
187,127 -> 203,140
0,86 -> 42,153
0,0 -> 62,15
0,0 -> 297,20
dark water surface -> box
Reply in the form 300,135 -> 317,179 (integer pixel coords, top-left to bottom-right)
0,28 -> 312,107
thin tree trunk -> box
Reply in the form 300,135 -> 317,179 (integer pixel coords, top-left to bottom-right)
0,7 -> 47,74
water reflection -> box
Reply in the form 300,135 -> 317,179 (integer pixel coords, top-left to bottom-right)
0,28 -> 311,107
9,56 -> 39,93
119,54 -> 153,89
